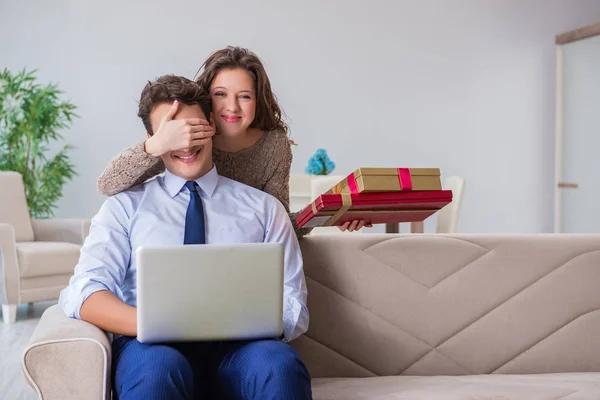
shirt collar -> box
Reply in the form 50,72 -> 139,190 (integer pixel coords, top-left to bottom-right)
164,165 -> 219,198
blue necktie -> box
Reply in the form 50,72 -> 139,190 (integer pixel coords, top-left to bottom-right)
184,181 -> 206,244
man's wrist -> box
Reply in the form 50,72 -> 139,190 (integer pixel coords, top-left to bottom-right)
129,309 -> 138,337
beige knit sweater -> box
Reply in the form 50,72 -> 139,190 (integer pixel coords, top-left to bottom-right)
97,131 -> 311,238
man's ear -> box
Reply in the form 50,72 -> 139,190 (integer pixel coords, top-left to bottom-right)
146,132 -> 152,139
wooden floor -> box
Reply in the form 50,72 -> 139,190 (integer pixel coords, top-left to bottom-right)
1,301 -> 56,400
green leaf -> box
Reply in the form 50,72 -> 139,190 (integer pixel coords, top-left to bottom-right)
0,68 -> 78,218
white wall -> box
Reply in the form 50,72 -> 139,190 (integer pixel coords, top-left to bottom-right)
1,0 -> 600,233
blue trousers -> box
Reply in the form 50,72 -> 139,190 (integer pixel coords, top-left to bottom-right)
112,336 -> 312,400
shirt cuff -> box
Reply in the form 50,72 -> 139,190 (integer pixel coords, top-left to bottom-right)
73,282 -> 111,320
282,296 -> 302,342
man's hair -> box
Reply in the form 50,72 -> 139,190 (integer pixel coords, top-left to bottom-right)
137,75 -> 212,135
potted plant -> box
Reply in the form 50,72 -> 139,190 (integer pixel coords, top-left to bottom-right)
0,68 -> 77,218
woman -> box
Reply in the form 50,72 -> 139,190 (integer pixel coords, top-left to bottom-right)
97,46 -> 364,237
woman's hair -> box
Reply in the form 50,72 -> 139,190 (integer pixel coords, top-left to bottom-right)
195,46 -> 288,135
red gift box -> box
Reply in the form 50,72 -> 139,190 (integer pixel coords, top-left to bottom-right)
296,190 -> 453,228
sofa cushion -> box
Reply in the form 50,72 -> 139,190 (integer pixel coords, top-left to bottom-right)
17,242 -> 81,278
312,373 -> 600,400
296,235 -> 600,377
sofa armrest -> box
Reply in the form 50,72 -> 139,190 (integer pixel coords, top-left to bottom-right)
31,218 -> 91,245
0,223 -> 19,305
22,305 -> 111,400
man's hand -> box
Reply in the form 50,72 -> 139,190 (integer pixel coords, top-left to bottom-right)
80,290 -> 137,336
144,100 -> 215,157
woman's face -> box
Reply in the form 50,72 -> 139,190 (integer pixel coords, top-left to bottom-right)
210,68 -> 257,137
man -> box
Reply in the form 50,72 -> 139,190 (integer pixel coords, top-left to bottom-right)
59,75 -> 311,399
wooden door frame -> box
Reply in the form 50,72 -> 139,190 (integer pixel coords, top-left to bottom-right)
554,23 -> 600,232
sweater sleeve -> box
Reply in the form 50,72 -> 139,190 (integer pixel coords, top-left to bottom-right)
96,141 -> 165,196
290,210 -> 313,239
261,137 -> 313,239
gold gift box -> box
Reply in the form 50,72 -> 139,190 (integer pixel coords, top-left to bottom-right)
328,168 -> 442,194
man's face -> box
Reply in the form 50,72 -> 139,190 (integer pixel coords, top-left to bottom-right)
150,103 -> 213,181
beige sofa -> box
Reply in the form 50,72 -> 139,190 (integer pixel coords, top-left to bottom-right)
23,234 -> 600,399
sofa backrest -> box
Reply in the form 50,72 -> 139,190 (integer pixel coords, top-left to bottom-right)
0,171 -> 34,242
293,234 -> 600,377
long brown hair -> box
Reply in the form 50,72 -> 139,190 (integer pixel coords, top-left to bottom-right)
195,46 -> 288,135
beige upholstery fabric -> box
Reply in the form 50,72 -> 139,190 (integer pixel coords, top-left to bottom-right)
1,202 -> 88,321
0,223 -> 20,305
31,218 -> 91,245
23,234 -> 600,399
19,274 -> 73,303
0,172 -> 89,319
312,374 -> 600,400
22,305 -> 111,400
20,274 -> 73,291
17,242 -> 81,278
0,172 -> 34,242
293,234 -> 600,378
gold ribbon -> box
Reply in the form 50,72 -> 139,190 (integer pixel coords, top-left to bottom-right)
324,193 -> 352,226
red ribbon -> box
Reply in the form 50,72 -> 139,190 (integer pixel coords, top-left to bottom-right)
347,173 -> 359,194
347,169 -> 413,193
398,168 -> 412,190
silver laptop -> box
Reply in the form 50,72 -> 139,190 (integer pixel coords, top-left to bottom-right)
136,243 -> 284,343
